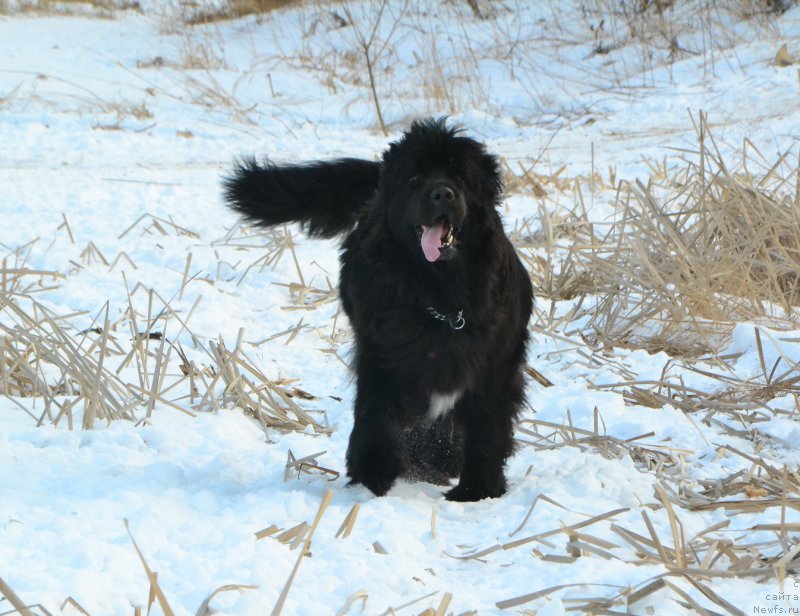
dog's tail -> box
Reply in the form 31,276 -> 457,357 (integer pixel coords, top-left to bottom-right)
223,157 -> 381,238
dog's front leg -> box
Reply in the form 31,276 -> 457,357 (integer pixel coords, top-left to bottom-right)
446,382 -> 520,502
345,372 -> 409,497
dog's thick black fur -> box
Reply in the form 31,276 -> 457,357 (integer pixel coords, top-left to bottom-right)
224,118 -> 532,501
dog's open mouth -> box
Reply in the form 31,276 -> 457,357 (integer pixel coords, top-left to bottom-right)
419,218 -> 456,262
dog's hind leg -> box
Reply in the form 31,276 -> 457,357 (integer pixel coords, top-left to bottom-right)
404,416 -> 464,485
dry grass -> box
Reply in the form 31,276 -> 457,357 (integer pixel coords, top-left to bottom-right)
514,112 -> 800,356
3,0 -> 791,136
464,406 -> 800,613
587,120 -> 800,352
270,490 -> 333,615
4,121 -> 800,616
2,4 -> 799,613
0,491 -> 341,614
492,119 -> 800,611
576,0 -> 791,90
183,0 -> 300,25
0,0 -> 141,17
478,112 -> 800,611
0,0 -> 295,20
0,221 -> 329,437
3,119 -> 799,615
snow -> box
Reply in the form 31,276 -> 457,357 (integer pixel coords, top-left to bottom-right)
2,1 -> 800,614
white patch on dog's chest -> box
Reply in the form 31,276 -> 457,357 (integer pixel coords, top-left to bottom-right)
427,390 -> 463,421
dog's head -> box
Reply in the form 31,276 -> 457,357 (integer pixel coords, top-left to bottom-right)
378,118 -> 502,264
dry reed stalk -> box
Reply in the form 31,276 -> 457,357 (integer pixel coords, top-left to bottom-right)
270,490 -> 334,616
509,493 -> 585,538
517,114 -> 800,356
456,505 -> 630,562
61,596 -> 91,615
335,589 -> 368,616
654,484 -> 686,568
568,113 -> 800,354
179,0 -> 297,25
204,338 -> 330,435
276,522 -> 310,549
512,409 -> 800,610
255,524 -> 281,540
661,580 -> 715,615
195,584 -> 258,616
0,262 -> 218,429
335,503 -> 360,539
125,520 -> 175,616
609,524 -> 663,562
0,577 -> 34,616
118,213 -> 199,240
179,252 -> 192,301
641,509 -> 671,564
496,583 -> 599,611
503,157 -> 605,197
433,591 -> 452,616
517,417 -> 674,473
683,576 -> 746,616
384,590 -> 439,615
284,449 -> 339,482
82,306 -> 111,428
1,296 -> 131,419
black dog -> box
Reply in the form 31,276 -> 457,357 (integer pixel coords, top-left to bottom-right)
224,118 -> 532,501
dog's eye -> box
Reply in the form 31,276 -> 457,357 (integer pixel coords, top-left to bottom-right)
407,175 -> 419,185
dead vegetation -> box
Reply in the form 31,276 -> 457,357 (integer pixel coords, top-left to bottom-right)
515,111 -> 800,356
483,112 -> 800,612
4,1 -> 792,139
181,0 -> 299,25
4,118 -> 800,613
0,0 -> 142,17
500,408 -> 800,613
0,222 -> 331,438
2,2 -> 800,614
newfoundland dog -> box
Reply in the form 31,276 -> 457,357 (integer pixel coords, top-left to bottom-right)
224,118 -> 532,501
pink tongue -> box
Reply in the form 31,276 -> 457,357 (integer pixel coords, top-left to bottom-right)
421,223 -> 445,262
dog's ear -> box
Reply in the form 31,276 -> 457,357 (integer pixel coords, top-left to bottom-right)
382,141 -> 400,162
477,151 -> 503,207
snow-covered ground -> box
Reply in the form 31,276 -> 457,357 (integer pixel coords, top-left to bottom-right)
2,1 -> 800,614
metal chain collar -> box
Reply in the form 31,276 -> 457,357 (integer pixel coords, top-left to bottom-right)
426,306 -> 466,330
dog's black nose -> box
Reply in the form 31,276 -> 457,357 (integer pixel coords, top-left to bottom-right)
430,186 -> 455,202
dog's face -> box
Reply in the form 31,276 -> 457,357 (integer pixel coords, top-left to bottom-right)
378,119 -> 502,264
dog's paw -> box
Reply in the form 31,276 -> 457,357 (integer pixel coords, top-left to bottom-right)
347,448 -> 404,497
444,483 -> 505,502
347,473 -> 395,497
